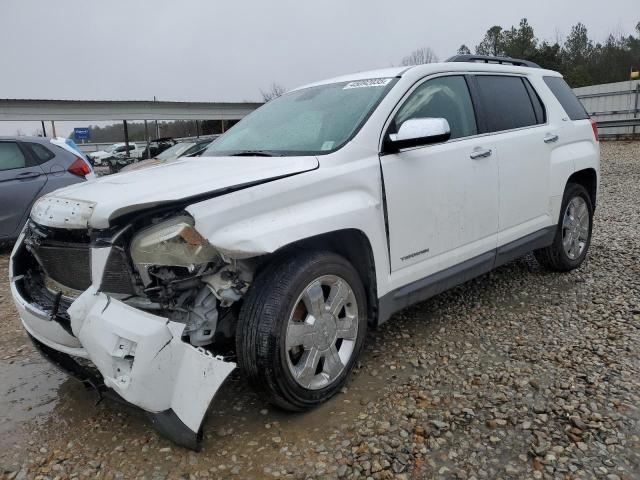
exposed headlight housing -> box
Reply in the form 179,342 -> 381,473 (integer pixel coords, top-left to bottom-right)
130,216 -> 218,271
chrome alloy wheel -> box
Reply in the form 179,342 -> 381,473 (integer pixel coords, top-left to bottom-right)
285,275 -> 359,390
562,196 -> 590,260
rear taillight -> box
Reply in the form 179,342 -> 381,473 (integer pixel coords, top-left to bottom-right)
590,118 -> 599,142
68,157 -> 91,177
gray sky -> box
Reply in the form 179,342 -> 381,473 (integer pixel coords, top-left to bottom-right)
1,0 -> 638,136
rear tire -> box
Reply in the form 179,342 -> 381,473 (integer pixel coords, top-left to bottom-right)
534,183 -> 593,272
236,250 -> 367,411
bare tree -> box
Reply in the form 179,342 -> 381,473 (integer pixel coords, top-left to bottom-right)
261,82 -> 287,102
400,46 -> 439,66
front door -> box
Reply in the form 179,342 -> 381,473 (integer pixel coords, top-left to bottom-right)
380,75 -> 499,284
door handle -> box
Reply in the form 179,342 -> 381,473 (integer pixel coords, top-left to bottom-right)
470,148 -> 492,159
544,133 -> 559,143
15,171 -> 41,180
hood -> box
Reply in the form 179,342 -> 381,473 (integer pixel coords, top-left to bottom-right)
32,155 -> 319,229
119,158 -> 165,172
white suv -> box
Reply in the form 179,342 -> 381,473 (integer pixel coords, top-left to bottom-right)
10,55 -> 599,450
89,142 -> 145,165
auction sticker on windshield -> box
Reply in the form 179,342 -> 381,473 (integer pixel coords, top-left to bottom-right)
343,78 -> 392,89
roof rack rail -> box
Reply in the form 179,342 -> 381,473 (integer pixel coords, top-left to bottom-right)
446,54 -> 540,69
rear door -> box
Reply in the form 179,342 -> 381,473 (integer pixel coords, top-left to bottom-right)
471,74 -> 552,246
0,141 -> 47,238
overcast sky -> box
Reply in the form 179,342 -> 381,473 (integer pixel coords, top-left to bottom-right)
1,0 -> 638,136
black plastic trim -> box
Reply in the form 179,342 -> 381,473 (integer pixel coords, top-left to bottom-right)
148,410 -> 203,451
378,226 -> 555,324
384,131 -> 452,153
494,226 -> 555,268
447,54 -> 540,68
378,251 -> 494,323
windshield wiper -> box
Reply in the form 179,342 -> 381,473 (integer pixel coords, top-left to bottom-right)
228,150 -> 281,157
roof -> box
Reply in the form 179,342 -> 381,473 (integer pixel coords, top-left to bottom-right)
0,135 -> 50,143
293,62 -> 561,91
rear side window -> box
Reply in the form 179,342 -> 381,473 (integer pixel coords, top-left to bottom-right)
0,142 -> 27,171
27,143 -> 56,163
475,75 -> 539,132
543,76 -> 589,120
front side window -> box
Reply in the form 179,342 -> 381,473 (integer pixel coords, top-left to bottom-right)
393,76 -> 478,140
205,78 -> 397,156
475,75 -> 539,132
0,142 -> 27,171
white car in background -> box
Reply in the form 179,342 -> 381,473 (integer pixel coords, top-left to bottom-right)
88,142 -> 145,165
10,55 -> 599,450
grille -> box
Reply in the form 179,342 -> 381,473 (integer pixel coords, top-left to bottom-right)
101,247 -> 137,295
26,224 -> 137,295
32,241 -> 92,291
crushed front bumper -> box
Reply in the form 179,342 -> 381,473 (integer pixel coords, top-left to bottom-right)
9,233 -> 236,450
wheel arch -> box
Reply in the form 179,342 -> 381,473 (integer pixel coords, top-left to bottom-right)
254,229 -> 380,328
567,168 -> 597,210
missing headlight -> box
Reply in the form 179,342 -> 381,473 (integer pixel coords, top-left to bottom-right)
130,215 -> 219,284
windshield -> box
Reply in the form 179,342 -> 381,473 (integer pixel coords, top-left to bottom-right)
156,142 -> 196,160
204,78 -> 396,156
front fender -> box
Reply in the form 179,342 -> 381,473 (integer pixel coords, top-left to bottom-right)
186,158 -> 391,295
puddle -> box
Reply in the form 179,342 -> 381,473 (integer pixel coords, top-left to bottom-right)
0,357 -> 66,433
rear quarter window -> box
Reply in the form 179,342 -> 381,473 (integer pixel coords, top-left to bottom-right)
543,76 -> 589,120
27,143 -> 56,163
475,75 -> 540,132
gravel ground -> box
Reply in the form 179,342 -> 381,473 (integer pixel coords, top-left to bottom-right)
0,141 -> 638,480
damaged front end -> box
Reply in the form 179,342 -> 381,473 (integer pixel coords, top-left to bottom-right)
10,211 -> 253,450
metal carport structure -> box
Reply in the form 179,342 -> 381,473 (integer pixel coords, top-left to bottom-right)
0,98 -> 263,150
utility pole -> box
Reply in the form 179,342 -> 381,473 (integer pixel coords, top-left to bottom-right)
123,120 -> 130,157
154,96 -> 160,138
144,120 -> 149,161
41,121 -> 46,137
633,83 -> 639,140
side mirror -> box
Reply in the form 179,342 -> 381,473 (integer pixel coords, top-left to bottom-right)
385,118 -> 451,152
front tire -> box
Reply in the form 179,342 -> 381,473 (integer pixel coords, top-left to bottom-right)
535,183 -> 593,271
236,250 -> 367,411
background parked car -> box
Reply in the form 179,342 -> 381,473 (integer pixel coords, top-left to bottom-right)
140,137 -> 176,159
120,138 -> 214,172
88,142 -> 145,165
0,136 -> 90,245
